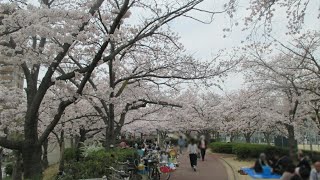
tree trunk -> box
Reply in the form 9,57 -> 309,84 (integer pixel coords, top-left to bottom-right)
263,132 -> 271,145
76,127 -> 86,161
41,138 -> 49,170
105,46 -> 116,149
59,129 -> 65,173
287,125 -> 297,160
74,135 -> 80,150
0,148 -> 3,180
12,151 -> 22,180
70,134 -> 74,149
216,132 -> 220,141
244,133 -> 252,143
22,143 -> 42,179
204,130 -> 211,142
106,104 -> 116,149
230,133 -> 235,142
185,130 -> 191,140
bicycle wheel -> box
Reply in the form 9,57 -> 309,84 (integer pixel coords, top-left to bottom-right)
162,172 -> 171,180
151,167 -> 160,180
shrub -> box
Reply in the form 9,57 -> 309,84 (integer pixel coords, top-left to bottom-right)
302,150 -> 320,163
80,143 -> 104,158
62,148 -> 137,179
209,139 -> 217,143
111,148 -> 137,162
233,143 -> 269,159
264,146 -> 289,157
5,163 -> 13,176
63,159 -> 111,179
209,142 -> 236,154
64,148 -> 77,162
210,142 -> 290,159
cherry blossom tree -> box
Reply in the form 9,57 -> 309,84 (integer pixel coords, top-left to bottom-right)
241,43 -> 313,156
240,0 -> 319,36
0,0 -> 244,177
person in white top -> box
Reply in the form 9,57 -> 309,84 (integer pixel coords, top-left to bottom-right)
187,138 -> 199,171
310,161 -> 320,180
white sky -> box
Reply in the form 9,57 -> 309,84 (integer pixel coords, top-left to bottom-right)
169,0 -> 320,94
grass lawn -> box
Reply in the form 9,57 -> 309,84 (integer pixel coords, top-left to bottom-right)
216,153 -> 254,180
215,153 -> 280,180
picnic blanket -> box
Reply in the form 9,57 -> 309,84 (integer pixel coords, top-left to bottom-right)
241,167 -> 281,179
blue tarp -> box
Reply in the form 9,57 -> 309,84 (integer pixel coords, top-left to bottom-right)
241,167 -> 281,179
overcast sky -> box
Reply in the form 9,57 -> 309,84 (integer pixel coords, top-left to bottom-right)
169,1 -> 250,94
169,0 -> 320,94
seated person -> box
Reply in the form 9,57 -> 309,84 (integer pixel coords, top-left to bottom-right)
268,154 -> 280,169
280,163 -> 295,180
160,151 -> 169,163
137,146 -> 144,158
309,161 -> 320,180
296,152 -> 311,172
254,153 -> 269,173
274,155 -> 293,175
119,141 -> 127,148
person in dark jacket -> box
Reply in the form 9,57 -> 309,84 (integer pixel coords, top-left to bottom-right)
290,166 -> 310,180
254,153 -> 269,173
273,155 -> 293,175
296,153 -> 311,172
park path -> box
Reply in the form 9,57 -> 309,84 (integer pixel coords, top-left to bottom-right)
168,151 -> 228,180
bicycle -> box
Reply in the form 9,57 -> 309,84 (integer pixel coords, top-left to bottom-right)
115,160 -> 141,180
145,159 -> 160,180
142,151 -> 173,180
158,162 -> 172,180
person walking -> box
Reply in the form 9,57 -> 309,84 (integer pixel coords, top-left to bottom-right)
188,138 -> 199,172
178,136 -> 186,154
199,135 -> 208,161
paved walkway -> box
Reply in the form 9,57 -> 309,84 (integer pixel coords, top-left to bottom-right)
169,152 -> 228,180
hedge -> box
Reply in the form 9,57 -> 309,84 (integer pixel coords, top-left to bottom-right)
232,143 -> 288,159
209,142 -> 288,159
302,150 -> 320,163
209,142 -> 237,154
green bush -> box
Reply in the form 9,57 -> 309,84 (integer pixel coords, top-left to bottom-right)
64,148 -> 77,162
209,142 -> 236,154
302,150 -> 320,163
264,146 -> 289,157
233,143 -> 290,159
233,144 -> 269,159
209,139 -> 217,143
63,159 -> 111,179
62,148 -> 137,179
5,163 -> 13,176
210,142 -> 290,159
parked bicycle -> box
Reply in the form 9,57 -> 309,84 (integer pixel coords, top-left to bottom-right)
115,160 -> 141,180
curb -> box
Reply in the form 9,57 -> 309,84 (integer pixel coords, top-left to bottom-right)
216,156 -> 238,180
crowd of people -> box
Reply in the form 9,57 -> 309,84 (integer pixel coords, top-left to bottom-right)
253,151 -> 320,180
118,135 -> 210,173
